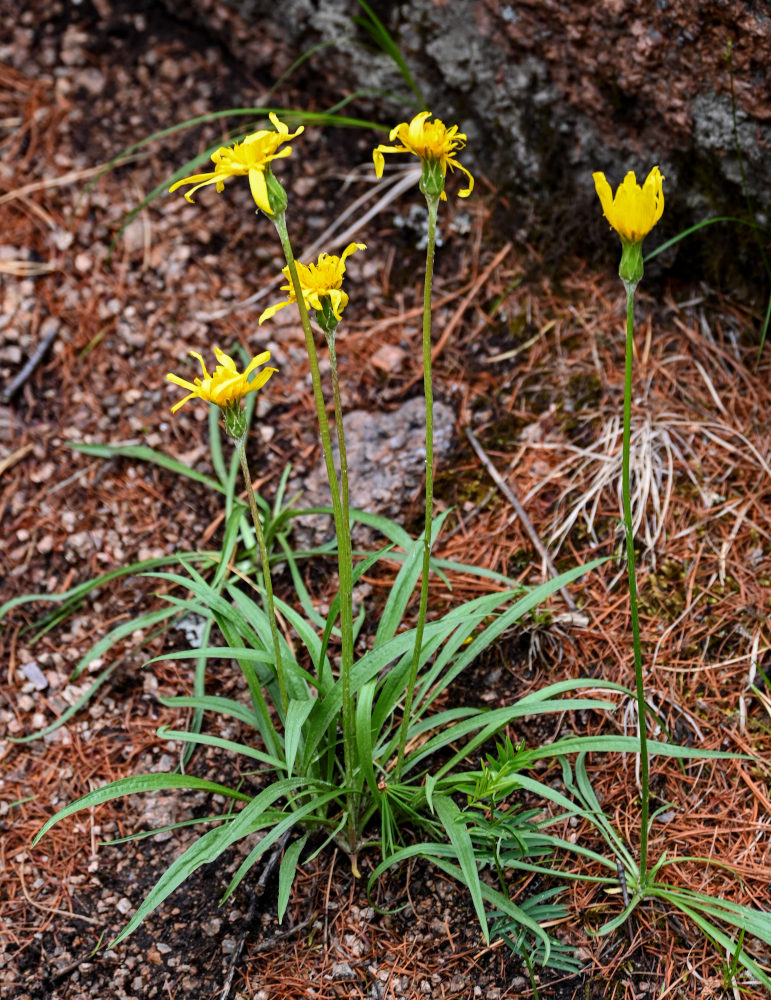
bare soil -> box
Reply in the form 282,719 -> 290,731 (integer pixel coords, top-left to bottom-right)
1,2 -> 770,999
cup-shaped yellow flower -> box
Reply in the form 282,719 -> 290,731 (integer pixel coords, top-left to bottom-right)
167,347 -> 276,436
169,113 -> 303,215
373,111 -> 474,201
593,166 -> 664,286
259,242 -> 366,328
593,166 -> 664,244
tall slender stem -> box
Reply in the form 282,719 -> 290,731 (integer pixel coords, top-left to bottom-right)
621,285 -> 649,877
236,433 -> 288,714
271,213 -> 357,849
326,328 -> 356,835
396,193 -> 439,779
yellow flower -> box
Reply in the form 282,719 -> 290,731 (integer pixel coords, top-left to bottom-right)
169,113 -> 303,214
372,111 -> 474,200
167,347 -> 276,414
259,242 -> 366,324
592,166 -> 665,244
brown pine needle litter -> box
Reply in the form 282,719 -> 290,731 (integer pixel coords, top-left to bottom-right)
2,28 -> 771,1000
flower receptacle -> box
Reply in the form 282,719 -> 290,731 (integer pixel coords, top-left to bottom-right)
223,400 -> 248,440
419,158 -> 445,202
619,239 -> 644,289
263,169 -> 288,217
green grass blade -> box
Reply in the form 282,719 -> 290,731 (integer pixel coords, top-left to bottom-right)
10,605 -> 180,743
0,551 -> 212,629
375,510 -> 453,646
158,694 -> 262,729
222,788 -> 342,903
284,698 -> 314,777
352,0 -> 425,107
355,678 -> 380,796
109,777 -> 307,947
644,215 -> 768,262
157,727 -> 284,769
651,888 -> 771,990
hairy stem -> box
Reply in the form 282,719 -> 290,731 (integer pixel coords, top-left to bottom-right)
236,433 -> 288,715
271,213 -> 357,850
396,193 -> 439,779
622,285 -> 650,877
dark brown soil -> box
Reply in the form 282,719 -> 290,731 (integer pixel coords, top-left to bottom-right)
1,2 -> 770,999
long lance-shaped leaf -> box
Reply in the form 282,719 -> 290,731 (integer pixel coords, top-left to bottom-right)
11,605 -> 180,744
368,843 -> 552,961
433,795 -> 489,942
417,559 -> 608,716
0,551 -> 211,633
647,888 -> 771,990
68,441 -> 225,493
374,510 -> 453,647
222,788 -> 342,903
156,727 -> 284,770
33,774 -> 252,845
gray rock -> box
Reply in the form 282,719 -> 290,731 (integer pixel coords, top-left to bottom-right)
288,396 -> 455,547
161,0 -> 771,248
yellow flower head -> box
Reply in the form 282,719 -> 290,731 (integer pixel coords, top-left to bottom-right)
593,166 -> 665,244
167,347 -> 276,414
372,111 -> 474,200
259,242 -> 366,325
169,113 -> 303,215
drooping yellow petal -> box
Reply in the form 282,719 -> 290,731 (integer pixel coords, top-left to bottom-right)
372,112 -> 474,199
258,299 -> 292,324
169,116 -> 303,210
248,167 -> 270,214
259,244 -> 366,325
167,348 -> 276,414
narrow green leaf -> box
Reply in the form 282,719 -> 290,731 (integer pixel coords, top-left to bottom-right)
109,777 -> 309,947
33,774 -> 251,845
277,834 -> 308,923
375,510 -> 452,647
158,694 -> 262,729
68,441 -> 225,493
433,796 -> 488,942
284,698 -> 314,777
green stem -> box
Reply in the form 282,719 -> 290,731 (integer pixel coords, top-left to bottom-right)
235,433 -> 288,714
325,326 -> 357,834
395,193 -> 439,780
271,213 -> 357,850
621,285 -> 649,878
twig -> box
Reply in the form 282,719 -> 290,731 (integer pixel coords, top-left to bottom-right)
464,427 -> 578,612
17,863 -> 100,926
219,831 -> 292,1000
1,321 -> 59,403
250,913 -> 314,954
